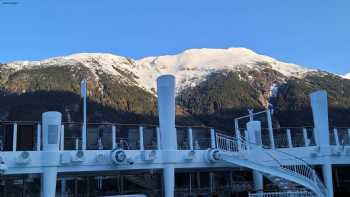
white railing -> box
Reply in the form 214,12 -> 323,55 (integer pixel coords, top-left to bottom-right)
215,132 -> 327,197
249,191 -> 315,197
216,132 -> 248,152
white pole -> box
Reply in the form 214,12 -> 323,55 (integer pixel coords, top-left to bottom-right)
188,128 -> 193,150
81,79 -> 87,150
234,119 -> 241,151
60,125 -> 64,151
333,128 -> 340,146
139,126 -> 144,150
302,128 -> 309,147
112,125 -> 116,149
210,128 -> 216,149
156,127 -> 161,150
323,164 -> 334,197
286,129 -> 293,148
37,123 -> 41,151
313,128 -> 319,146
266,110 -> 275,149
12,123 -> 17,152
157,75 -> 176,197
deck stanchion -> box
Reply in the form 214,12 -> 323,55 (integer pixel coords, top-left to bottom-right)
60,124 -> 64,151
112,125 -> 116,149
286,129 -> 293,148
266,109 -> 275,149
333,128 -> 340,146
139,126 -> 144,150
302,128 -> 309,147
12,123 -> 17,152
210,128 -> 216,149
188,128 -> 193,150
37,123 -> 41,151
156,127 -> 161,150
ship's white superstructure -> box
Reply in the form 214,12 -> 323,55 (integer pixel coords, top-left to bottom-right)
0,75 -> 348,197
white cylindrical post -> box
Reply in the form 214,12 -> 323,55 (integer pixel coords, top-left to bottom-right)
81,80 -> 87,151
286,129 -> 293,148
322,164 -> 334,197
139,126 -> 144,150
42,111 -> 62,197
60,125 -> 64,151
188,128 -> 193,150
210,128 -> 216,149
246,121 -> 262,149
266,110 -> 275,149
157,75 -> 176,197
310,91 -> 330,150
112,125 -> 116,149
253,171 -> 263,193
61,178 -> 66,196
164,165 -> 175,197
234,119 -> 242,151
12,123 -> 17,152
157,75 -> 177,150
37,123 -> 41,151
156,127 -> 161,150
302,128 -> 309,147
333,128 -> 340,146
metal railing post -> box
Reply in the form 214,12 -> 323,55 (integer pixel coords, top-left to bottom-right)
60,124 -> 64,151
188,127 -> 193,150
156,127 -> 161,150
36,123 -> 41,151
12,123 -> 17,152
112,125 -> 116,149
210,128 -> 216,149
286,129 -> 293,148
302,128 -> 309,147
139,126 -> 144,150
266,109 -> 275,149
333,128 -> 340,146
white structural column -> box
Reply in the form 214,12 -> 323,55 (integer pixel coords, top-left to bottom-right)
247,121 -> 263,192
310,91 -> 333,197
234,119 -> 242,151
42,111 -> 62,197
188,128 -> 193,150
139,126 -> 144,150
157,75 -> 177,197
266,109 -> 275,149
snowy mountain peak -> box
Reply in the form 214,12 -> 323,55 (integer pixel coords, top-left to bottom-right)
344,73 -> 350,79
3,47 -> 315,93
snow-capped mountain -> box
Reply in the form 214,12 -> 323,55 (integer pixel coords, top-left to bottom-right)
344,73 -> 350,79
3,48 -> 315,93
137,48 -> 312,91
0,47 -> 349,129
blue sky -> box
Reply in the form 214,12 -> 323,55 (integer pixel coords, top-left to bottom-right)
0,0 -> 349,75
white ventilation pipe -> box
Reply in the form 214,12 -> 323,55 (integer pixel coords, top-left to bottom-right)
157,75 -> 176,197
310,91 -> 333,197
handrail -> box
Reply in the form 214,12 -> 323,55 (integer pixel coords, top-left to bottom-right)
215,131 -> 327,197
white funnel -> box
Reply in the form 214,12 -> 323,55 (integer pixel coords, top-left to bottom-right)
310,90 -> 330,147
157,75 -> 177,150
